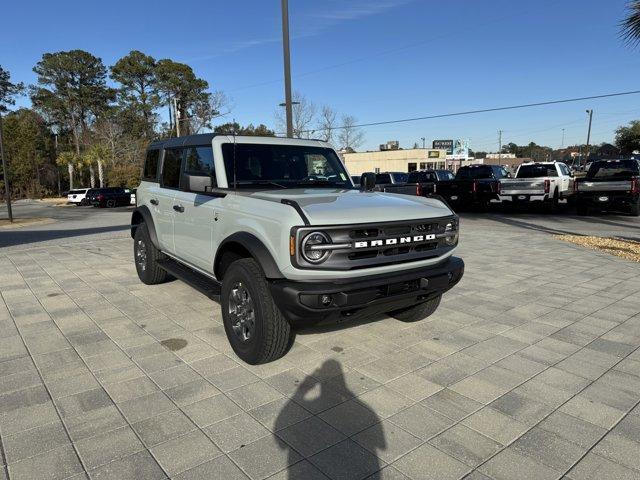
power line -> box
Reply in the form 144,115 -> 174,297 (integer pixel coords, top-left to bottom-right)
281,89 -> 640,136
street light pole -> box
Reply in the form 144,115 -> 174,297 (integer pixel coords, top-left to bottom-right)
0,113 -> 12,223
281,0 -> 294,138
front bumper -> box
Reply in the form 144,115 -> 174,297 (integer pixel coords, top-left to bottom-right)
269,256 -> 464,326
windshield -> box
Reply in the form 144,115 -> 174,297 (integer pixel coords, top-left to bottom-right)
456,166 -> 493,180
587,160 -> 639,180
222,143 -> 352,189
517,164 -> 558,178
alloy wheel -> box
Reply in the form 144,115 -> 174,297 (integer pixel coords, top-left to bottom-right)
135,240 -> 147,272
228,282 -> 256,342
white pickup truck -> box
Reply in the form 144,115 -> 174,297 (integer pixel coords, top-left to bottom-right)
498,161 -> 574,208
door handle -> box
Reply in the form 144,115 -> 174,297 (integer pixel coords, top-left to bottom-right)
173,205 -> 184,213
150,198 -> 159,205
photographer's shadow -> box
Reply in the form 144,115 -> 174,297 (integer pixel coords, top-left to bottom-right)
275,359 -> 386,479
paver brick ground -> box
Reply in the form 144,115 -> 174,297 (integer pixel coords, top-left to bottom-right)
1,218 -> 640,479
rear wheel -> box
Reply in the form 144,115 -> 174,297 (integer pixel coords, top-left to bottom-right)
221,258 -> 292,364
389,295 -> 442,322
576,202 -> 588,216
106,199 -> 116,208
546,189 -> 560,213
133,223 -> 167,285
631,200 -> 640,217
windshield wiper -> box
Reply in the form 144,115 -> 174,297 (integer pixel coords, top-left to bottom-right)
235,180 -> 288,189
292,180 -> 345,187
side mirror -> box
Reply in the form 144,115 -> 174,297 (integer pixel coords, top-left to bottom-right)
506,172 -> 513,178
360,172 -> 376,192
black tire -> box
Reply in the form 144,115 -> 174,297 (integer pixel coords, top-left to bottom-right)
576,202 -> 588,216
133,223 -> 167,285
221,258 -> 292,364
546,189 -> 559,213
106,199 -> 116,208
389,295 -> 442,322
631,201 -> 640,217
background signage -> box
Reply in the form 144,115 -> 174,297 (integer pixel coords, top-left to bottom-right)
432,139 -> 453,154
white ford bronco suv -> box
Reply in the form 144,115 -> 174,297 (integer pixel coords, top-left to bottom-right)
131,134 -> 464,364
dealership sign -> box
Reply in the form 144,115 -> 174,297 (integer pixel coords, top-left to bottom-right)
432,139 -> 453,154
433,139 -> 469,159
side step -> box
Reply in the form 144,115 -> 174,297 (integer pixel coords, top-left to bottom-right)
157,258 -> 221,300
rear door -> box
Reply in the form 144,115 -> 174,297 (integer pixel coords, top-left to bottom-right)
172,145 -> 223,270
155,148 -> 183,254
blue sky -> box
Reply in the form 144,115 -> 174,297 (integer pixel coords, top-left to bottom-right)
2,0 -> 639,151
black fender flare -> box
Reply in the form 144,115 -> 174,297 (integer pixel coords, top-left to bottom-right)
130,206 -> 160,249
214,232 -> 283,279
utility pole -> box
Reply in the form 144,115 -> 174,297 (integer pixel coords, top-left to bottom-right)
561,128 -> 565,149
584,109 -> 593,168
498,130 -> 503,164
281,0 -> 294,138
173,97 -> 181,137
54,133 -> 60,197
421,137 -> 426,149
0,113 -> 12,223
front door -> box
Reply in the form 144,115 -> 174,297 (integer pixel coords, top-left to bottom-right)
172,145 -> 220,270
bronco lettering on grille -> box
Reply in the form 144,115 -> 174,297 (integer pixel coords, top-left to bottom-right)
354,234 -> 436,249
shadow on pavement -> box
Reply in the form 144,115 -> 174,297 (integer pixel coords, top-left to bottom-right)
0,224 -> 130,248
275,359 -> 386,479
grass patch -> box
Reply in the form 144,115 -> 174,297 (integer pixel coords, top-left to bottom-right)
554,234 -> 640,263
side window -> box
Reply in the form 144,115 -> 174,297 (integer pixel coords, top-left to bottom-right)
162,149 -> 183,189
185,147 -> 215,177
142,149 -> 160,181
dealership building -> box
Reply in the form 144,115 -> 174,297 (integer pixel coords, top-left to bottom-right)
343,147 -> 450,175
342,139 -> 529,175
343,139 -> 473,175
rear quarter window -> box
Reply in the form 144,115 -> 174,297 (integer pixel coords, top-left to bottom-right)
142,149 -> 160,181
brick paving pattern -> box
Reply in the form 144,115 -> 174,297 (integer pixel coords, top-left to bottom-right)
1,221 -> 640,479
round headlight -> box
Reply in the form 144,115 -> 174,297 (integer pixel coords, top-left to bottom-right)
301,231 -> 330,263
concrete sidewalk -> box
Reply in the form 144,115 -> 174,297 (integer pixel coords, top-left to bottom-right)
1,220 -> 639,479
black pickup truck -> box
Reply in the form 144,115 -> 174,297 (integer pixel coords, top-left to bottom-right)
436,165 -> 507,211
575,159 -> 640,216
383,169 -> 455,197
88,187 -> 132,208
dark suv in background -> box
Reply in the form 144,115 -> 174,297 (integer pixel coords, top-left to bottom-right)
88,187 -> 132,208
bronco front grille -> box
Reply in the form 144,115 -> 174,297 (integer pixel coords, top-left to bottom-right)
292,217 -> 457,271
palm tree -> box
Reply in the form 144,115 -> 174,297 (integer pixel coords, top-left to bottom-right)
621,1 -> 640,45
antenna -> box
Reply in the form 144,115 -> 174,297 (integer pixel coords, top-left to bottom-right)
232,119 -> 237,190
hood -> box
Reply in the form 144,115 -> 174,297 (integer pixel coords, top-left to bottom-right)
250,189 -> 453,225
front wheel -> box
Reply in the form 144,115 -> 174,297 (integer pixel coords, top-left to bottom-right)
389,295 -> 441,322
133,223 -> 167,285
630,200 -> 640,217
221,258 -> 292,364
106,199 -> 116,208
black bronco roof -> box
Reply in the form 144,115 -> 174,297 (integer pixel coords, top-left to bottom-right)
147,133 -> 220,149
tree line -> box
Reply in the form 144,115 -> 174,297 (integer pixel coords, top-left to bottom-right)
0,50 -> 233,196
0,50 -> 365,199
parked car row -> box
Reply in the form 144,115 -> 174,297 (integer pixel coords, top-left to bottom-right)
67,187 -> 135,208
368,159 -> 640,216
